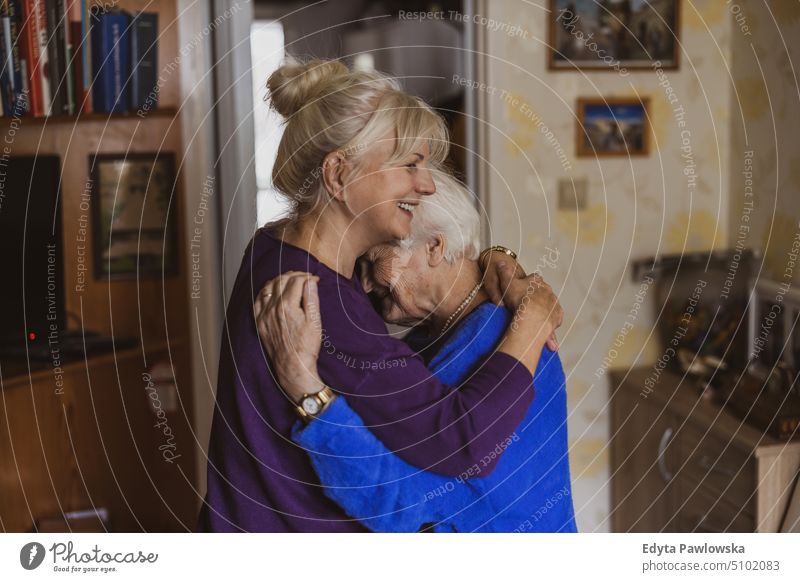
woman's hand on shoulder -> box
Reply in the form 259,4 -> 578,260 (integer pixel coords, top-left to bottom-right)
481,249 -> 527,305
495,265 -> 563,373
253,271 -> 324,403
501,268 -> 564,352
483,251 -> 564,352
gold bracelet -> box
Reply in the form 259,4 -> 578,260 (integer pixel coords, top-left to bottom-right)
479,245 -> 518,270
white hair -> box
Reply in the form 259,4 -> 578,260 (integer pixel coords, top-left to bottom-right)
398,170 -> 481,263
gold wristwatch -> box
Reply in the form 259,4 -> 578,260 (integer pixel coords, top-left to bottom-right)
296,385 -> 336,422
479,245 -> 518,270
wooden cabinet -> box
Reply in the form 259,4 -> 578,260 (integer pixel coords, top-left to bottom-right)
610,379 -> 679,531
610,368 -> 800,532
0,0 -> 198,532
0,342 -> 196,531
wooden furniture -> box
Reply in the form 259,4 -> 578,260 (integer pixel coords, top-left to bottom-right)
0,0 -> 196,531
610,368 -> 800,532
0,342 -> 196,532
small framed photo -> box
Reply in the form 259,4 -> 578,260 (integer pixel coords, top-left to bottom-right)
549,0 -> 680,71
90,153 -> 179,279
576,98 -> 650,157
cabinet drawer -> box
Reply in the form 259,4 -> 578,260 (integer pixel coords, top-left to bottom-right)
675,478 -> 755,532
672,420 -> 755,516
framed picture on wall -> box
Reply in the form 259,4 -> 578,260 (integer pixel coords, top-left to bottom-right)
90,153 -> 179,279
576,97 -> 650,157
549,0 -> 680,71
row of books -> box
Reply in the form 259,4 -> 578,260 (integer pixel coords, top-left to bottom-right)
0,1 -> 159,118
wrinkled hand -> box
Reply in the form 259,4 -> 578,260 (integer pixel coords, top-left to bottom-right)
482,250 -> 561,350
253,271 -> 324,403
497,262 -> 562,351
482,250 -> 527,305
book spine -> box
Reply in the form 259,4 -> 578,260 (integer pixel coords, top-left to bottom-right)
21,0 -> 42,115
58,0 -> 72,114
130,11 -> 156,111
7,0 -> 28,113
43,0 -> 64,115
79,0 -> 88,112
69,17 -> 79,113
92,9 -> 129,113
110,11 -> 129,113
0,11 -> 12,115
33,0 -> 51,115
89,4 -> 100,111
19,49 -> 27,104
129,9 -> 137,108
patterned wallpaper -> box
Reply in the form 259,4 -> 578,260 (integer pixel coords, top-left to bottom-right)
479,1 -> 767,531
728,3 -> 800,284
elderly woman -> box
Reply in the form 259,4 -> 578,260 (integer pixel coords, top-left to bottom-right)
199,59 -> 563,532
257,171 -> 576,532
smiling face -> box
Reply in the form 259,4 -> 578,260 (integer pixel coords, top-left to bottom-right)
359,243 -> 435,326
339,135 -> 436,248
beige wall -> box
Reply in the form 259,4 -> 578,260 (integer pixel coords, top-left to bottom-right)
481,1 -> 737,531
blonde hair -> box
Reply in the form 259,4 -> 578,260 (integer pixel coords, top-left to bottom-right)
398,169 -> 481,263
266,59 -> 449,218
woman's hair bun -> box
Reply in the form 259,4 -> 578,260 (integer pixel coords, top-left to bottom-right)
267,59 -> 349,118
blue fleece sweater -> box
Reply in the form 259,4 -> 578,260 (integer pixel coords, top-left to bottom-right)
292,302 -> 577,532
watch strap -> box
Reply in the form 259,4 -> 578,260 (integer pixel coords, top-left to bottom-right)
296,385 -> 336,421
479,245 -> 518,270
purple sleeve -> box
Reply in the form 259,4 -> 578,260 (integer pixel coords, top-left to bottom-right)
315,281 -> 534,477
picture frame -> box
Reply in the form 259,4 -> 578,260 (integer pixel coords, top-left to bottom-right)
576,97 -> 650,157
548,0 -> 680,72
90,152 -> 179,279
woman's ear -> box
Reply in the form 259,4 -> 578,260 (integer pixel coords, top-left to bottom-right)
321,151 -> 346,201
426,234 -> 447,267
357,257 -> 375,293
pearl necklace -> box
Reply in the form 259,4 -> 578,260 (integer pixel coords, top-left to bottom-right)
439,282 -> 483,336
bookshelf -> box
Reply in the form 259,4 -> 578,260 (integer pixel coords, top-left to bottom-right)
0,0 -> 196,532
0,105 -> 178,125
4,0 -> 188,345
2,0 -> 181,119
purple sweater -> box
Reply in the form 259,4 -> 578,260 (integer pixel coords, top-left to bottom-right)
197,229 -> 534,532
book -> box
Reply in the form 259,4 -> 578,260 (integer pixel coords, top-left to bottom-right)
18,0 -> 43,115
129,11 -> 157,111
45,0 -> 67,114
59,0 -> 73,115
6,0 -> 29,114
79,0 -> 89,112
69,18 -> 81,113
0,5 -> 12,115
90,6 -> 130,113
32,0 -> 52,115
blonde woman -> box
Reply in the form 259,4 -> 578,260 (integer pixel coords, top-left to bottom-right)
258,171 -> 576,532
199,60 -> 563,532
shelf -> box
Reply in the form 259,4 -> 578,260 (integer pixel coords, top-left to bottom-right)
0,107 -> 179,127
0,337 -> 185,390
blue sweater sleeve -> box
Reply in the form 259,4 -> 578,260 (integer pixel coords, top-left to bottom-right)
292,304 -> 515,532
292,398 -> 471,532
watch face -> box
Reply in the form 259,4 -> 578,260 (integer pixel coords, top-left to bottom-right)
302,396 -> 321,415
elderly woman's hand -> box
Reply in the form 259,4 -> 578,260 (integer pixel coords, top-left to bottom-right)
483,258 -> 563,352
481,249 -> 527,305
253,271 -> 324,403
507,270 -> 564,333
496,267 -> 564,373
